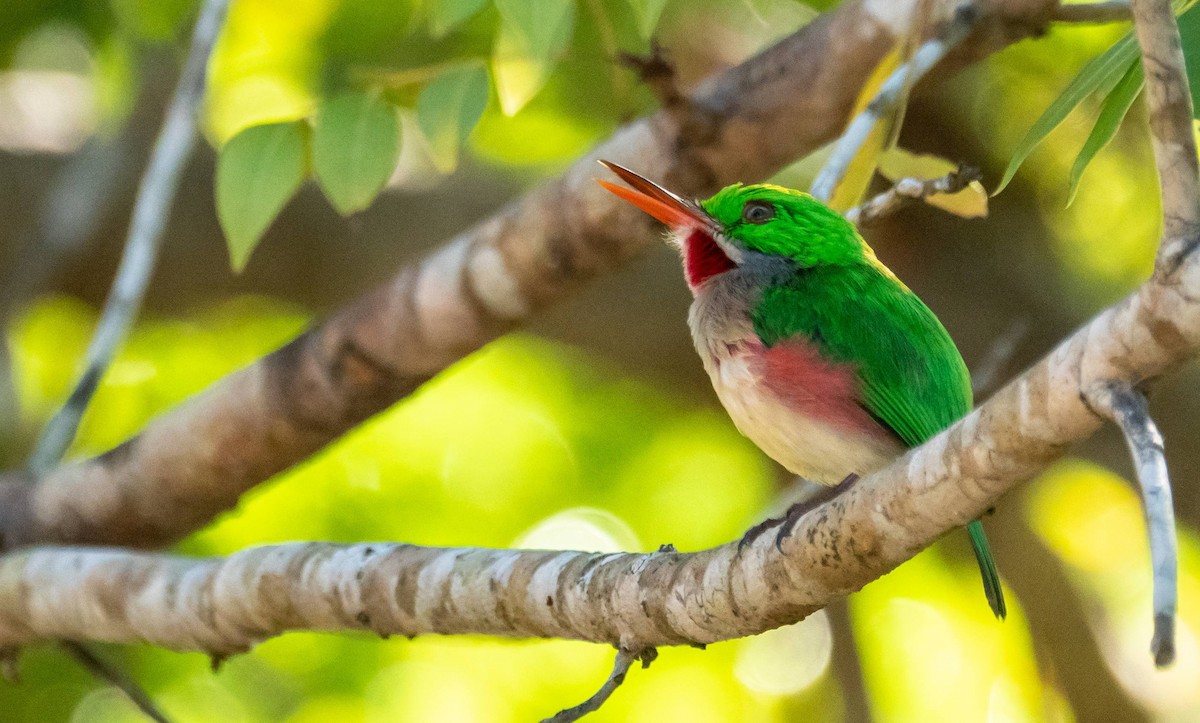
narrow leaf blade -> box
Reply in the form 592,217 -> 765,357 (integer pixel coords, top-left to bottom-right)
1067,59 -> 1144,205
994,34 -> 1140,195
417,64 -> 491,173
216,121 -> 308,273
312,92 -> 401,215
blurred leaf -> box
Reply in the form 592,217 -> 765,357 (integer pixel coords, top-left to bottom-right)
429,0 -> 490,37
492,0 -> 576,116
216,121 -> 309,273
878,147 -> 988,219
111,0 -> 195,42
827,45 -> 905,211
417,63 -> 490,173
628,0 -> 670,38
1067,59 -> 1143,206
312,92 -> 400,215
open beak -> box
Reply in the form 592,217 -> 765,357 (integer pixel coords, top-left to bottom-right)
596,160 -> 716,231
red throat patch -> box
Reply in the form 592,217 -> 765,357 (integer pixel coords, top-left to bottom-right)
682,229 -> 735,291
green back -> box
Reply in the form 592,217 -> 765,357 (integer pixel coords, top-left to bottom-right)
752,263 -> 972,446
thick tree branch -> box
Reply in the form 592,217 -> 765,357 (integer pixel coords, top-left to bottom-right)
0,0 -> 1059,551
1132,0 -> 1200,276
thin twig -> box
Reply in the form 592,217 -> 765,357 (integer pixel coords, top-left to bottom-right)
970,319 -> 1029,398
541,648 -> 656,722
617,40 -> 687,113
61,642 -> 171,722
21,0 -> 230,718
1085,380 -> 1177,667
809,4 -> 979,202
844,165 -> 983,226
27,0 -> 230,472
1052,1 -> 1132,23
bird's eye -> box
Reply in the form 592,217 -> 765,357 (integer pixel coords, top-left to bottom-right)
742,200 -> 775,224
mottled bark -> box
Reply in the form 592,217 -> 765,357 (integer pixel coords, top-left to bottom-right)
0,0 -> 1058,550
0,244 -> 1195,654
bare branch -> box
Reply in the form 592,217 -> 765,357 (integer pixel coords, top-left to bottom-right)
969,319 -> 1029,397
0,0 -> 1060,552
1084,381 -> 1177,667
541,648 -> 654,723
1131,0 -> 1200,276
27,0 -> 230,473
844,165 -> 983,225
617,41 -> 686,112
809,5 -> 979,202
1052,1 -> 1131,23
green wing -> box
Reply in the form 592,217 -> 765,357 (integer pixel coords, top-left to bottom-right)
752,263 -> 972,446
753,263 -> 1006,619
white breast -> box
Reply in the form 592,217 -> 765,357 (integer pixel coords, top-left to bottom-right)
688,278 -> 903,486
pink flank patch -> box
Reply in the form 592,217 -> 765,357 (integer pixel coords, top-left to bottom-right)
756,339 -> 887,437
682,229 -> 736,291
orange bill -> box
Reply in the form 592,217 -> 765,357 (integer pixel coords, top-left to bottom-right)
596,160 -> 713,230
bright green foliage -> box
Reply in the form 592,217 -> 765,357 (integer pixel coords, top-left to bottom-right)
417,63 -> 491,172
994,33 -> 1140,195
628,0 -> 670,38
998,0 -> 1200,198
428,0 -> 489,38
1067,59 -> 1144,206
216,121 -> 309,273
1181,5 -> 1200,112
492,0 -> 576,115
311,91 -> 401,215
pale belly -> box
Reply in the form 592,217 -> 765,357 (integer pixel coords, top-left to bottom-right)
705,348 -> 904,485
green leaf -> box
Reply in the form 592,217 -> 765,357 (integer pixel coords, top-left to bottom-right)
628,0 -> 669,38
216,121 -> 308,273
997,0 -> 1198,195
492,0 -> 576,116
311,92 -> 401,215
417,64 -> 491,173
1067,60 -> 1144,206
1179,5 -> 1200,115
994,34 -> 1140,195
429,0 -> 489,38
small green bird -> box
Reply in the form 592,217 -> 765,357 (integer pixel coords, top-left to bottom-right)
598,161 -> 1005,619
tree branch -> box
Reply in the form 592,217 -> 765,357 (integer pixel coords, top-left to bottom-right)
809,4 -> 979,202
1131,0 -> 1200,277
542,648 -> 655,723
1052,1 -> 1131,23
1084,381 -> 1177,667
0,0 -> 1059,552
26,0 -> 230,473
844,165 -> 983,225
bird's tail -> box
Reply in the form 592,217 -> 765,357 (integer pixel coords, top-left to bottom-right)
967,519 -> 1006,620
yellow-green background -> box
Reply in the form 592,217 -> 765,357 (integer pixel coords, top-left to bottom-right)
1,0 -> 1198,720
